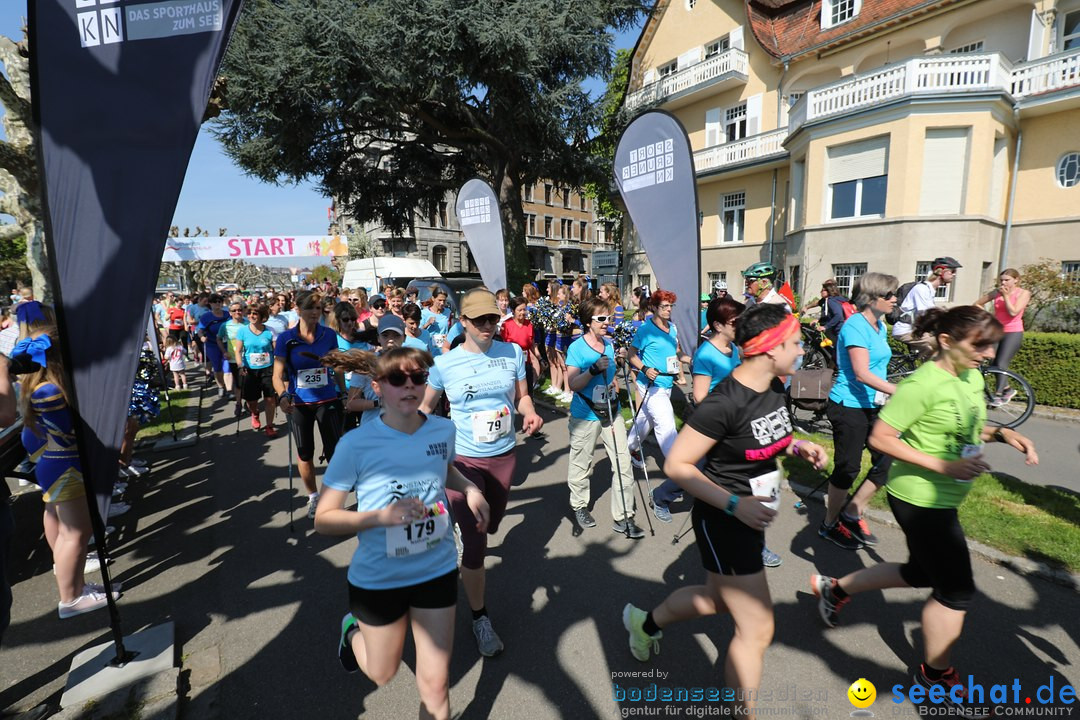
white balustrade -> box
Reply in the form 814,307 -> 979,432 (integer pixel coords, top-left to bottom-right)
1011,48 -> 1080,97
626,48 -> 749,109
693,129 -> 788,173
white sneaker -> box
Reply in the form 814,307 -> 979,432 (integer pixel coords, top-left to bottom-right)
107,502 -> 131,518
130,458 -> 149,469
307,494 -> 320,519
560,391 -> 575,403
543,386 -> 560,396
120,463 -> 149,477
117,465 -> 137,479
58,589 -> 113,619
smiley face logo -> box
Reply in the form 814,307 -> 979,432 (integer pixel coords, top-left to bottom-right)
847,678 -> 876,709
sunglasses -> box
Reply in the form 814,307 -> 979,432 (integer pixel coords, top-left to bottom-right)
658,304 -> 675,310
468,315 -> 500,327
382,369 -> 429,387
371,302 -> 387,310
592,315 -> 610,323
881,292 -> 897,300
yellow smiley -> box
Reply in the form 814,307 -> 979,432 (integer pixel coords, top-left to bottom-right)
848,678 -> 876,709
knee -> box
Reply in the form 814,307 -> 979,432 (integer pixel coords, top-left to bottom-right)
737,614 -> 774,649
415,670 -> 450,704
366,664 -> 398,687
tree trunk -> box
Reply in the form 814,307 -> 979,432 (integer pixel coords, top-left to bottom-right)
25,221 -> 49,302
495,168 -> 529,293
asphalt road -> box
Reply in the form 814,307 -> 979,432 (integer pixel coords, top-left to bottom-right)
981,414 -> 1080,495
2,390 -> 1077,719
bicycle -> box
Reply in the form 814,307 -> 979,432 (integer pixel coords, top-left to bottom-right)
886,348 -> 1035,429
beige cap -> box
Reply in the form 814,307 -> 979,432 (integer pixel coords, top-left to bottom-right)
459,289 -> 500,319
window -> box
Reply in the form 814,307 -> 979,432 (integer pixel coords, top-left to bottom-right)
466,248 -> 479,273
563,189 -> 571,209
1064,9 -> 1080,51
544,183 -> 553,205
788,265 -> 801,299
707,271 -> 727,288
721,192 -> 745,244
638,274 -> 651,289
823,0 -> 860,28
949,41 -> 985,54
705,36 -> 729,58
544,216 -> 553,238
596,221 -> 612,246
432,245 -> 447,272
437,202 -> 448,228
831,263 -> 867,297
1063,261 -> 1080,283
827,137 -> 889,220
523,184 -> 534,202
526,213 -> 537,236
580,221 -> 588,242
920,128 -> 970,215
580,195 -> 586,211
1057,152 -> 1080,188
657,61 -> 677,78
560,218 -> 573,239
916,262 -> 953,300
725,104 -> 747,143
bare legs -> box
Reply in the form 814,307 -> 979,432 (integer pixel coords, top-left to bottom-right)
48,498 -> 93,603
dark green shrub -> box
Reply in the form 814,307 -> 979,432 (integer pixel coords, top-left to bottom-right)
1009,333 -> 1080,409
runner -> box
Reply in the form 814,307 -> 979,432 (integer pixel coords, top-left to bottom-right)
315,347 -> 490,720
360,295 -> 388,335
217,300 -> 248,402
420,287 -> 452,352
623,304 -> 828,719
499,297 -> 539,391
419,289 -> 543,657
196,294 -> 229,395
402,303 -> 441,357
273,290 -> 345,519
811,305 -> 1037,714
342,316 -> 405,427
565,298 -> 643,538
164,336 -> 187,391
972,268 -> 1031,403
235,302 -> 279,437
690,296 -> 746,404
625,289 -> 692,523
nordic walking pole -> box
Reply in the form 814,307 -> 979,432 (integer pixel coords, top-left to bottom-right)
671,510 -> 693,545
286,409 -> 295,533
793,475 -> 831,510
602,360 -> 635,538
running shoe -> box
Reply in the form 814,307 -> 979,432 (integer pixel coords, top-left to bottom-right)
543,386 -> 560,396
574,508 -> 597,529
129,458 -> 149,469
629,448 -> 645,469
120,463 -> 149,477
85,580 -> 122,594
264,426 -> 278,438
999,387 -> 1017,404
612,518 -> 645,539
58,589 -> 112,619
652,503 -> 672,524
117,465 -> 137,479
472,615 -> 504,657
810,574 -> 849,628
107,502 -> 130,519
338,613 -> 360,673
559,391 -> 574,404
307,493 -> 320,520
251,413 -> 262,431
819,520 -> 864,551
841,515 -> 878,547
622,603 -> 661,662
762,547 -> 782,567
912,664 -> 979,717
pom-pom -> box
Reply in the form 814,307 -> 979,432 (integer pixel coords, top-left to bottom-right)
612,320 -> 636,350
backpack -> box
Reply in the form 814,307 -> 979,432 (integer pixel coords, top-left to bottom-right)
885,281 -> 922,325
840,299 -> 857,319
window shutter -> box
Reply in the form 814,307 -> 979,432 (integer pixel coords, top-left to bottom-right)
826,137 -> 889,184
677,47 -> 702,70
919,128 -> 970,216
705,108 -> 722,146
988,137 -> 1008,218
730,25 -> 744,50
1027,9 -> 1045,61
745,94 -> 762,136
643,68 -> 657,85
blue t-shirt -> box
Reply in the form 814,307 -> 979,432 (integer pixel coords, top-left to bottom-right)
830,313 -> 892,408
347,373 -> 382,426
691,341 -> 741,393
428,340 -> 525,458
421,307 -> 452,336
445,321 -> 464,348
197,310 -> 228,340
631,319 -> 679,389
236,325 -> 275,369
264,313 -> 289,340
565,336 -> 618,422
321,415 -> 458,590
274,324 -> 340,404
186,303 -> 208,325
403,333 -> 440,357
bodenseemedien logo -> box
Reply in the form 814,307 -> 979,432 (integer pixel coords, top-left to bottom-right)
848,678 -> 876,716
76,0 -> 224,48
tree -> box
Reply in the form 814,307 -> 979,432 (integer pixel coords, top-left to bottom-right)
585,47 -> 632,257
215,0 -> 648,290
0,30 -> 50,301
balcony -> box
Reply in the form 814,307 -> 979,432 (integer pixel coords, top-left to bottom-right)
694,128 -> 788,174
557,238 -> 579,249
527,234 -> 548,247
788,49 -> 1080,134
626,48 -> 749,111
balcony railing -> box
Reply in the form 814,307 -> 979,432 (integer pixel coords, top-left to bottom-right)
694,128 -> 788,173
558,239 -> 579,249
626,48 -> 749,110
789,50 -> 1080,133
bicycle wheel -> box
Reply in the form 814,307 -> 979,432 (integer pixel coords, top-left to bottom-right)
802,342 -> 831,371
983,367 -> 1035,429
886,355 -> 916,384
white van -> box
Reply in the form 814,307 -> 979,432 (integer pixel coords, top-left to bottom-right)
341,257 -> 442,294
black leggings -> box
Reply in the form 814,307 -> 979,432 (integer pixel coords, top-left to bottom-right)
888,494 -> 974,611
289,400 -> 344,463
992,332 -> 1023,393
826,401 -> 891,491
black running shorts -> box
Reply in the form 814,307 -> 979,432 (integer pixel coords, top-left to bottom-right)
692,499 -> 765,576
348,569 -> 458,626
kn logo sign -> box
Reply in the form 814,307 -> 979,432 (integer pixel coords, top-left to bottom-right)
76,0 -> 224,48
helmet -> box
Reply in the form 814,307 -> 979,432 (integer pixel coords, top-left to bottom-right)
713,280 -> 728,291
700,293 -> 711,302
931,256 -> 962,270
742,262 -> 778,279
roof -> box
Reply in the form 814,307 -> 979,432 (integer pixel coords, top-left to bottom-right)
746,0 -> 965,60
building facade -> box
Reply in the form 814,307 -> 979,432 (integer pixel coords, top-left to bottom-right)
624,0 -> 1080,303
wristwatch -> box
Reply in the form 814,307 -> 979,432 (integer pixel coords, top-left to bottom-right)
277,391 -> 291,402
372,398 -> 381,409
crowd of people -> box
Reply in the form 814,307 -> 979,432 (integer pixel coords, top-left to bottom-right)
0,259 -> 1042,719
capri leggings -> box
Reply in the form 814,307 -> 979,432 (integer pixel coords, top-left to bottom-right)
204,342 -> 229,373
289,400 -> 344,463
992,331 -> 1023,393
445,450 -> 516,570
887,493 -> 974,611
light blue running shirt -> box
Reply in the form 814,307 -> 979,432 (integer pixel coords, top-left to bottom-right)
235,325 -> 275,369
565,336 -> 618,422
631,318 -> 679,389
691,341 -> 741,393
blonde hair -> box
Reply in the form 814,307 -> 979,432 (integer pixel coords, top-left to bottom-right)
317,346 -> 433,378
16,305 -> 70,436
600,282 -> 623,311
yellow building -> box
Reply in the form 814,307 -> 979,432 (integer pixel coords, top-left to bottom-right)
624,0 -> 1080,303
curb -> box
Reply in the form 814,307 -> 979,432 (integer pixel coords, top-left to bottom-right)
785,479 -> 1080,593
1031,404 -> 1080,425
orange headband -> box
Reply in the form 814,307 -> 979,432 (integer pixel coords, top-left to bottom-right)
740,313 -> 800,357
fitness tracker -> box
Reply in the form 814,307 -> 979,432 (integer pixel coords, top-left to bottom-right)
724,494 -> 740,516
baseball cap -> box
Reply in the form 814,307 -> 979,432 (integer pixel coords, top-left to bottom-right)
700,293 -> 711,302
459,289 -> 500,319
378,314 -> 405,336
932,257 -> 962,270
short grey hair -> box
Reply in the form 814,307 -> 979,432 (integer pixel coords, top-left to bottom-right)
852,272 -> 898,311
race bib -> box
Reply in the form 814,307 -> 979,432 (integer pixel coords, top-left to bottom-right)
296,367 -> 328,389
433,334 -> 447,348
665,356 -> 679,374
590,384 -> 610,405
385,502 -> 451,558
471,406 -> 512,443
248,352 -> 271,368
749,469 -> 782,512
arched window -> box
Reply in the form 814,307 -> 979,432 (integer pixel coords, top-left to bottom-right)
432,245 -> 447,272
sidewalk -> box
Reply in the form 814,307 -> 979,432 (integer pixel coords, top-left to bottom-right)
2,387 -> 1077,718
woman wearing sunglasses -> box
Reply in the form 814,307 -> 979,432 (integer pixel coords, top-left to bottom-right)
315,347 -> 490,720
234,302 -> 279,437
420,289 -> 543,659
360,296 -> 388,335
564,298 -> 643,538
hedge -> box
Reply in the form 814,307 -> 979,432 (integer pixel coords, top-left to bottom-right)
1008,332 -> 1080,410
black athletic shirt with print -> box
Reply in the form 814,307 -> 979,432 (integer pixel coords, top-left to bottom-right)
686,375 -> 793,497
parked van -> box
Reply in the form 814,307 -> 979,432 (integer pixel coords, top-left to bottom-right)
341,257 -> 441,295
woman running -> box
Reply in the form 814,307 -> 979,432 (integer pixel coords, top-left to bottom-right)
811,306 -> 1037,711
419,289 -> 543,658
973,268 -> 1031,403
273,290 -> 345,519
196,294 -> 229,396
316,347 -> 490,720
235,302 -> 279,437
623,304 -> 827,718
690,296 -> 746,404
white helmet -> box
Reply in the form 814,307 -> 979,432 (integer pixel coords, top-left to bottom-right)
713,280 -> 728,291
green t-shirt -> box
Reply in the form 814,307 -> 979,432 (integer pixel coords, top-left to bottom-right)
879,362 -> 986,509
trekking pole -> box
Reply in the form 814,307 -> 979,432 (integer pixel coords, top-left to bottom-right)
602,366 -> 637,538
234,380 -> 244,435
671,509 -> 694,545
793,475 -> 831,509
286,409 -> 295,533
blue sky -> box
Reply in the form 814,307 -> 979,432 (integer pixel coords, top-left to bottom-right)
0,3 -> 641,236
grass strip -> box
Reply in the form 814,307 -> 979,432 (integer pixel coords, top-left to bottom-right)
135,388 -> 197,444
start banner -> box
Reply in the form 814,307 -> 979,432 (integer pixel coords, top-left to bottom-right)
162,234 -> 350,261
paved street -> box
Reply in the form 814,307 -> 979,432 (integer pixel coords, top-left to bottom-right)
2,389 -> 1078,719
982,414 -> 1080,495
